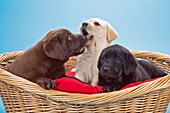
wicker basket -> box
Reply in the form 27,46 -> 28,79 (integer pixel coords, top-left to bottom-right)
0,51 -> 170,113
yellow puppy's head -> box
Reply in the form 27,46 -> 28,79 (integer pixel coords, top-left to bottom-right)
80,18 -> 118,47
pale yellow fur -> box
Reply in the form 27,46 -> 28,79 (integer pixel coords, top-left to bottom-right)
75,18 -> 118,86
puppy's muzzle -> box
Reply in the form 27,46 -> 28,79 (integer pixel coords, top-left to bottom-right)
82,22 -> 88,27
100,66 -> 111,75
103,67 -> 110,72
80,23 -> 93,41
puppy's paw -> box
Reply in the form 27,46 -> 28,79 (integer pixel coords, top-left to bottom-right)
91,83 -> 97,87
103,86 -> 111,92
71,68 -> 76,72
36,78 -> 57,89
103,86 -> 117,92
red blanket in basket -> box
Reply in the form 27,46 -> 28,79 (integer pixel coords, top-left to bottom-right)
53,71 -> 158,94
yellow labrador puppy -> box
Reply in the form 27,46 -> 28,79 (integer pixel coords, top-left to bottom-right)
75,18 -> 118,86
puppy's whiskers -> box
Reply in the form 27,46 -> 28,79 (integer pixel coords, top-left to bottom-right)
81,18 -> 87,21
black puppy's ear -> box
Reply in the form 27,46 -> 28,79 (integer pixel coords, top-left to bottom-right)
43,38 -> 65,61
97,54 -> 102,70
124,52 -> 137,75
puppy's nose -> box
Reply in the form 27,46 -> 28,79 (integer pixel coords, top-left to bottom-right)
103,67 -> 110,72
82,22 -> 88,27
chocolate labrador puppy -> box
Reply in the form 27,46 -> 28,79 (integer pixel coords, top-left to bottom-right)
7,29 -> 86,89
97,44 -> 167,92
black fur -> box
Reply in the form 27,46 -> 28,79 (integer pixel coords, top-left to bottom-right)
97,44 -> 167,92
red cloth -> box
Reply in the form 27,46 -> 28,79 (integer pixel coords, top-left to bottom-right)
121,77 -> 159,90
52,71 -> 159,94
66,71 -> 75,77
53,77 -> 103,94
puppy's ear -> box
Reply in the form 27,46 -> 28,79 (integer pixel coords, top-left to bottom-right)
106,22 -> 118,43
97,54 -> 102,70
43,38 -> 65,61
124,52 -> 137,75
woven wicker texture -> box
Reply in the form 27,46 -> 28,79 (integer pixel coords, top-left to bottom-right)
0,51 -> 170,113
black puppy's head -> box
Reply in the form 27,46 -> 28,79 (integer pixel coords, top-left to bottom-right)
97,44 -> 137,83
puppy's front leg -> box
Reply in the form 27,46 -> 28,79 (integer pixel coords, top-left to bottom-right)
75,72 -> 89,83
33,77 -> 57,89
91,77 -> 98,86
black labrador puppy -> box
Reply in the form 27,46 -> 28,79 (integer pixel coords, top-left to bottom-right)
97,44 -> 167,92
8,29 -> 86,89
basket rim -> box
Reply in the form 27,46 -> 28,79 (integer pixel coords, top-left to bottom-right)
0,51 -> 170,105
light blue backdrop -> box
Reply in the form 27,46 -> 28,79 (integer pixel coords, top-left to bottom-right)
0,0 -> 169,112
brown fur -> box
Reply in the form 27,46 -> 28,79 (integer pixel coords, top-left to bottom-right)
7,29 -> 86,89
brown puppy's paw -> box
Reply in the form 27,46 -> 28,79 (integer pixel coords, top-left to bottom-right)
36,77 -> 57,89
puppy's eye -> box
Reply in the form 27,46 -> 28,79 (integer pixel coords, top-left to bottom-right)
68,36 -> 73,41
94,22 -> 100,26
115,57 -> 121,63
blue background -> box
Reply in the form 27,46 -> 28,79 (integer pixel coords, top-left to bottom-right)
0,0 -> 169,112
